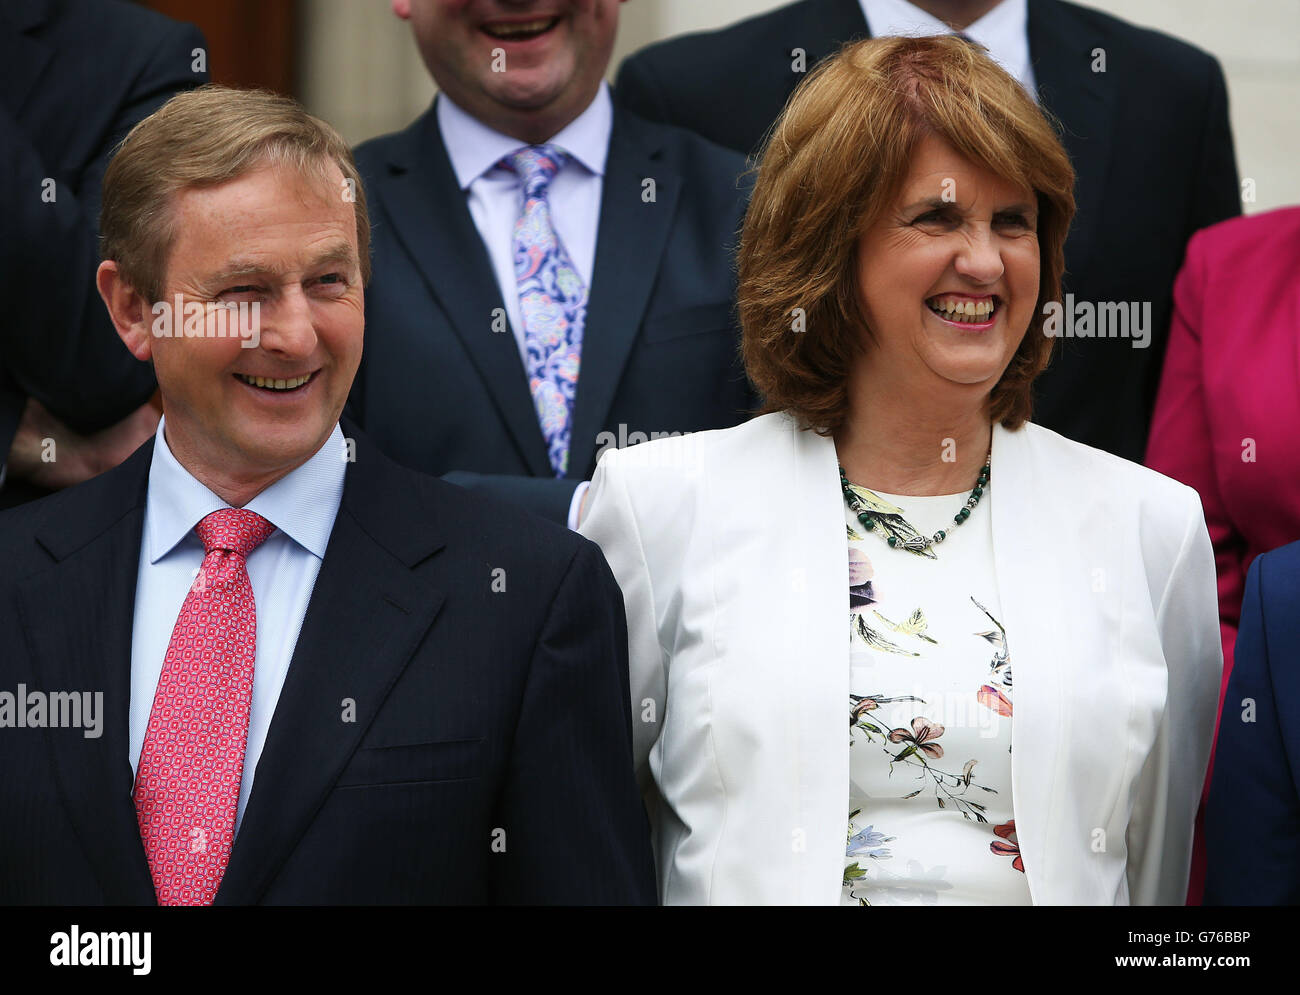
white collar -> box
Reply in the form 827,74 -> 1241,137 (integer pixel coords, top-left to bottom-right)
436,81 -> 613,190
145,415 -> 346,563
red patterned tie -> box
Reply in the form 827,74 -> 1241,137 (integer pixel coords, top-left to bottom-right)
133,508 -> 276,905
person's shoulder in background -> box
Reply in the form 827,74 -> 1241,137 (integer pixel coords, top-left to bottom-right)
613,0 -> 848,155
1180,205 -> 1300,276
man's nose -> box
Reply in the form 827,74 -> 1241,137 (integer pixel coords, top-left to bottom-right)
257,287 -> 319,357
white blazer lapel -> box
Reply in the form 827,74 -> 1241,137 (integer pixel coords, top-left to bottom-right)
992,423 -> 1130,904
990,422 -> 1069,903
785,416 -> 855,903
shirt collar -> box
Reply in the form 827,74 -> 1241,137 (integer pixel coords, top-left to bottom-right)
859,0 -> 1033,93
145,416 -> 347,564
436,80 -> 612,189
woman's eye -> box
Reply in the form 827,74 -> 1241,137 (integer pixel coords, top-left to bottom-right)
995,213 -> 1031,228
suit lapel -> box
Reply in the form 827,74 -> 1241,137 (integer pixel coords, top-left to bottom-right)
376,106 -> 552,476
18,442 -> 157,904
1028,0 -> 1116,282
214,433 -> 446,904
568,110 -> 680,479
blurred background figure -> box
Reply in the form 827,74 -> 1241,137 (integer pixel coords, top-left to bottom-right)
614,0 -> 1241,465
0,0 -> 207,506
1146,203 -> 1300,903
347,0 -> 756,527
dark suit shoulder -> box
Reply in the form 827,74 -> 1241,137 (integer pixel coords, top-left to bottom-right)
0,446 -> 147,578
1254,540 -> 1300,609
355,439 -> 598,583
621,0 -> 825,70
27,0 -> 204,75
1050,0 -> 1224,80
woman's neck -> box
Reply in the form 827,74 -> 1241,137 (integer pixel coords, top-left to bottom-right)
834,381 -> 992,496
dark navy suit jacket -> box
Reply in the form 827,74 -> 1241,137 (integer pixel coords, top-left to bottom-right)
350,100 -> 756,524
1,0 -> 205,498
0,426 -> 656,904
1204,540 -> 1300,905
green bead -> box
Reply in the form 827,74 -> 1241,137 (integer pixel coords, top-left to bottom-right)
973,486 -> 983,498
857,512 -> 872,525
887,536 -> 898,547
936,530 -> 946,540
864,519 -> 876,530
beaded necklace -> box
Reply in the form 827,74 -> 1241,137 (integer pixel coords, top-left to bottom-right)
838,451 -> 990,556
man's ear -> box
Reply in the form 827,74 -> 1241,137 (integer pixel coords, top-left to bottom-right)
392,0 -> 411,20
96,260 -> 155,362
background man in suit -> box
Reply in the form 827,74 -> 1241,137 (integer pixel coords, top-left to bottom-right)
1204,539 -> 1300,905
615,0 -> 1241,463
0,86 -> 654,905
351,0 -> 756,526
1,0 -> 207,505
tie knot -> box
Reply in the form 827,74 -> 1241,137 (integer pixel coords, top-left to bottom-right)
501,144 -> 568,196
194,509 -> 276,558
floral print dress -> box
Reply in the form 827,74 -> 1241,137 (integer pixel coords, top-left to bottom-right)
841,483 -> 1030,906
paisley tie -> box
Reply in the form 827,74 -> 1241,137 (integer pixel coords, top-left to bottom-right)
501,144 -> 588,477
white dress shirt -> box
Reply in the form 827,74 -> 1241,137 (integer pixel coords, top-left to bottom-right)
128,417 -> 346,836
860,0 -> 1037,97
436,82 -> 612,357
437,84 -> 612,527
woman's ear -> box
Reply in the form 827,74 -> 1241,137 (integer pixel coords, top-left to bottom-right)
96,260 -> 155,362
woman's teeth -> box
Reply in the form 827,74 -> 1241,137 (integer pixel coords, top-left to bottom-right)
237,373 -> 311,390
928,298 -> 996,323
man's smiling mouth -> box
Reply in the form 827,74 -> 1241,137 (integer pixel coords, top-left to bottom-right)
482,17 -> 560,42
234,371 -> 315,391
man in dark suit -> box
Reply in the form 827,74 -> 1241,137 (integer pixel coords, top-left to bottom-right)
1204,540 -> 1300,906
615,0 -> 1241,463
1,0 -> 206,504
351,0 -> 755,526
0,86 -> 655,905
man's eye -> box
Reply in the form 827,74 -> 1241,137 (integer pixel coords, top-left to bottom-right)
315,273 -> 347,289
221,285 -> 260,296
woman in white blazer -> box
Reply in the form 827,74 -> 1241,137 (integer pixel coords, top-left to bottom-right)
579,36 -> 1221,906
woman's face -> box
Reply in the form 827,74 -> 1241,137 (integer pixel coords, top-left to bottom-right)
854,132 -> 1040,397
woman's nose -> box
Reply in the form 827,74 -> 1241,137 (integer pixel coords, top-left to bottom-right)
954,226 -> 1005,285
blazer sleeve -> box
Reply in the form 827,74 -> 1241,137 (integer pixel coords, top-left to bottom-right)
1204,553 -> 1300,904
578,447 -> 668,786
1125,488 -> 1223,904
1146,231 -> 1246,684
491,537 -> 657,904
